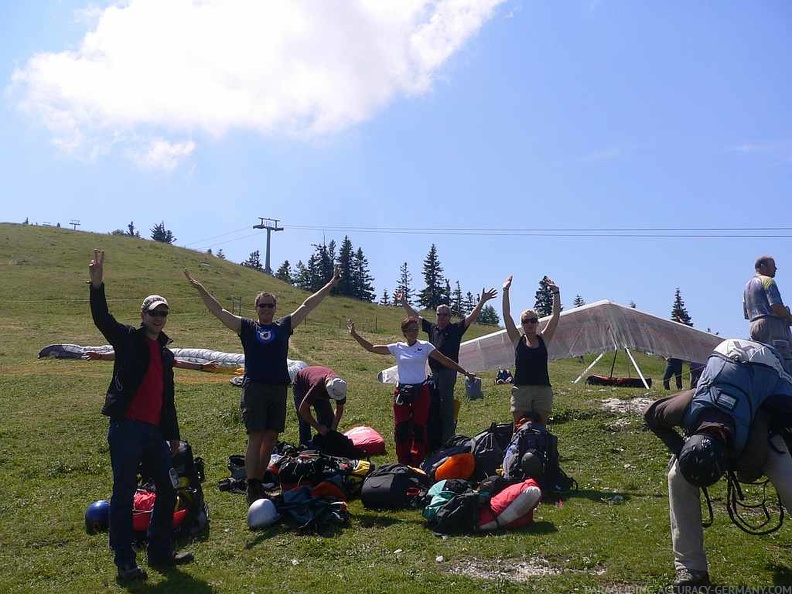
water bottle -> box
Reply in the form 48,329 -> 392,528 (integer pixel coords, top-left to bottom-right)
169,467 -> 180,489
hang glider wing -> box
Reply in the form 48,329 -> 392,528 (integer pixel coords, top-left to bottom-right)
378,300 -> 723,384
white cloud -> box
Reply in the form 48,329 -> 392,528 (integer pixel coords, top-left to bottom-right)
10,0 -> 505,166
130,139 -> 196,170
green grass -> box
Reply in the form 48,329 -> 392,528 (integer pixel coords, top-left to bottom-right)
0,222 -> 789,593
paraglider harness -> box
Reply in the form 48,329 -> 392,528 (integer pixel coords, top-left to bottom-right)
698,431 -> 789,536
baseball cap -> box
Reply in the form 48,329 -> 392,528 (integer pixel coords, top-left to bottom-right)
141,295 -> 169,312
325,377 -> 347,401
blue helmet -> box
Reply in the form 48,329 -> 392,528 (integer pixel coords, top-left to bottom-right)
678,433 -> 727,488
85,500 -> 111,534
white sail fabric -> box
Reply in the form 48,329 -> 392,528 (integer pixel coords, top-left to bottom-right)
378,300 -> 723,384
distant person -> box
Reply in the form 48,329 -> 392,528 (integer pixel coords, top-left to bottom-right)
84,350 -> 219,372
662,358 -> 684,391
644,339 -> 792,590
396,287 -> 497,446
89,250 -> 193,582
292,365 -> 347,447
347,317 -> 477,466
501,275 -> 561,426
688,361 -> 704,389
184,268 -> 340,504
743,255 -> 792,373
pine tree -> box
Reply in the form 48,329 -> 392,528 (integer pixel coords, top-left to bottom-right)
534,277 -> 557,317
306,243 -> 334,291
418,244 -> 446,309
293,260 -> 310,290
396,262 -> 413,305
465,291 -> 476,315
275,260 -> 293,284
352,248 -> 376,302
127,221 -> 141,238
477,304 -> 500,325
150,221 -> 176,244
379,288 -> 390,306
629,300 -> 636,309
671,288 -> 693,326
573,294 -> 585,308
241,250 -> 264,271
451,281 -> 464,318
336,236 -> 355,297
216,249 -> 226,260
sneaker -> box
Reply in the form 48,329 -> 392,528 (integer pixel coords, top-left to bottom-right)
148,551 -> 195,569
117,564 -> 148,582
674,567 -> 710,592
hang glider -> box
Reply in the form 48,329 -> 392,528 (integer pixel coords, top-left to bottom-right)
378,300 -> 723,387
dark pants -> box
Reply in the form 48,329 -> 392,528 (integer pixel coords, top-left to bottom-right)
430,368 -> 458,446
393,383 -> 431,466
108,419 -> 176,568
292,388 -> 334,446
663,358 -> 684,390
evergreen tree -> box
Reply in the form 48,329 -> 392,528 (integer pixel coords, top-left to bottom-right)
275,260 -> 293,284
293,260 -> 311,290
150,221 -> 176,244
352,248 -> 376,302
206,248 -> 213,255
629,300 -> 636,308
216,249 -> 226,260
465,291 -> 476,315
451,281 -> 464,318
534,277 -> 558,317
418,244 -> 446,309
380,288 -> 390,306
241,250 -> 264,271
671,288 -> 693,326
127,221 -> 141,238
477,304 -> 500,325
396,262 -> 413,305
573,294 -> 586,308
336,236 -> 355,297
306,243 -> 334,291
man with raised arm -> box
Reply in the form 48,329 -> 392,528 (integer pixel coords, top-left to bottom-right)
184,268 -> 340,504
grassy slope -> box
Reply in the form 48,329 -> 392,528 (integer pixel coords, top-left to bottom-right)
0,223 -> 788,593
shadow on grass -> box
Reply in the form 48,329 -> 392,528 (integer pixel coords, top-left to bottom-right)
356,512 -> 409,528
120,569 -> 214,593
770,563 -> 792,586
557,488 -> 632,504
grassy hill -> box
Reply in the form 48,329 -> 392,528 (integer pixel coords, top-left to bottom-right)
0,222 -> 789,593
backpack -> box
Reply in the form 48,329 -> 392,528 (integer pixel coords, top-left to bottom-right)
469,423 -> 513,480
502,421 -> 576,497
311,430 -> 368,459
420,443 -> 472,482
360,464 -> 430,510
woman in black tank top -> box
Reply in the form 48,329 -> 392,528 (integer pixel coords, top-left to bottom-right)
501,275 -> 561,425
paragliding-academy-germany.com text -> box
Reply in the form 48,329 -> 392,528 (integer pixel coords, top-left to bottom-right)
583,586 -> 792,594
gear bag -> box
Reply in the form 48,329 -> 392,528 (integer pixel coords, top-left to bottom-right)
502,421 -> 576,497
360,463 -> 430,510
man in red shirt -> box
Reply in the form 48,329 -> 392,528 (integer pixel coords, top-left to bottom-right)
89,250 -> 193,582
292,366 -> 347,446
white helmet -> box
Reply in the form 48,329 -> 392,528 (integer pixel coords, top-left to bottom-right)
247,498 -> 280,530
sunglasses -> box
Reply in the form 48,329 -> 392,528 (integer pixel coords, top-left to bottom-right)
437,313 -> 450,317
147,310 -> 169,318
257,303 -> 276,308
404,327 -> 419,332
521,318 -> 539,324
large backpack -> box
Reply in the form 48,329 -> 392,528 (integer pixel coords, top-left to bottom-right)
360,464 -> 430,510
469,422 -> 513,480
502,421 -> 575,496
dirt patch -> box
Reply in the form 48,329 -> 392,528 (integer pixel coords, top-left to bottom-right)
447,557 -> 560,582
600,397 -> 654,415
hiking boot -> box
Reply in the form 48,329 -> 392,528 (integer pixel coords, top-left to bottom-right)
246,479 -> 265,505
117,564 -> 148,582
674,567 -> 710,592
148,551 -> 194,569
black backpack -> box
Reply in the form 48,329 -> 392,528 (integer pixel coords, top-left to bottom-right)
469,422 -> 513,480
502,421 -> 576,496
360,464 -> 430,510
432,489 -> 482,534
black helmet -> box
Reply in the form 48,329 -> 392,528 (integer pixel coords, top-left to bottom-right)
520,450 -> 545,479
678,433 -> 727,487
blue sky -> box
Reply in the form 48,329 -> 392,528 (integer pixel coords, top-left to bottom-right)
2,1 -> 791,339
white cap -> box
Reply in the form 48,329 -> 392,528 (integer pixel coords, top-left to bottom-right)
325,377 -> 347,401
141,295 -> 169,311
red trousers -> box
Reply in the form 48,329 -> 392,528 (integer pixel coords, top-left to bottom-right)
393,383 -> 431,466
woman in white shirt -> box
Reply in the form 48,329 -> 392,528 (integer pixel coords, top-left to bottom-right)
348,316 -> 476,465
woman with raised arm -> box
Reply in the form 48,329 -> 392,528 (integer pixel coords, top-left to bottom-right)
184,268 -> 340,504
347,316 -> 476,465
501,275 -> 561,426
